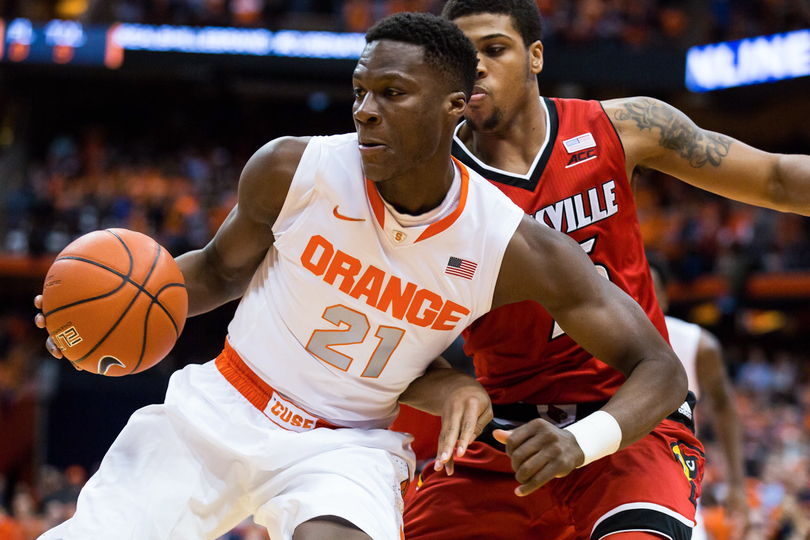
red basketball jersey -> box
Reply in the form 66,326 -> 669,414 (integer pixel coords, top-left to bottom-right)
452,97 -> 669,406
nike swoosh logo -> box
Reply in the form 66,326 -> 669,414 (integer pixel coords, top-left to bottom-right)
98,355 -> 125,375
333,206 -> 365,222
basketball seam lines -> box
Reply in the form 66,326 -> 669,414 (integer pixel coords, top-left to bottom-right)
70,233 -> 161,367
53,256 -> 185,336
42,232 -> 135,318
131,281 -> 184,374
133,300 -> 157,374
127,239 -> 162,375
152,283 -> 184,336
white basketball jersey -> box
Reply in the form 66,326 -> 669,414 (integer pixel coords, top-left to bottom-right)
228,134 -> 524,429
665,316 -> 702,400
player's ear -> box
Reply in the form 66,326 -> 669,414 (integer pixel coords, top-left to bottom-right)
528,40 -> 543,75
448,91 -> 467,120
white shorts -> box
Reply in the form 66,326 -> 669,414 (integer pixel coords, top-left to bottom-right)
39,360 -> 415,540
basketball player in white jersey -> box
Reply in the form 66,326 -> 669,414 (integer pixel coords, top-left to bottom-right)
648,256 -> 750,539
34,13 -> 688,540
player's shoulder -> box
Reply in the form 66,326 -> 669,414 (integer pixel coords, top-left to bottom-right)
298,133 -> 361,166
313,132 -> 358,148
246,136 -> 312,172
550,96 -> 606,119
244,133 -> 357,170
600,95 -> 671,131
237,136 -> 312,225
550,96 -> 619,140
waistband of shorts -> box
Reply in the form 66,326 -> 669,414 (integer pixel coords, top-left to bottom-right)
483,392 -> 696,449
215,339 -> 341,430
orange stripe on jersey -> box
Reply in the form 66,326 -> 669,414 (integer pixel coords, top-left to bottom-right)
365,178 -> 387,228
364,157 -> 470,242
216,339 -> 341,430
415,157 -> 469,243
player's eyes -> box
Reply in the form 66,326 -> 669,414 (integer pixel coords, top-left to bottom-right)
353,87 -> 366,98
486,46 -> 506,55
384,88 -> 403,97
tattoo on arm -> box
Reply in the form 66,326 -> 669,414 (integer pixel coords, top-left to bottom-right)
614,98 -> 732,168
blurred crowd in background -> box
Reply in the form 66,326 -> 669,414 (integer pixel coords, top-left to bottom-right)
4,129 -> 810,280
2,0 -> 810,45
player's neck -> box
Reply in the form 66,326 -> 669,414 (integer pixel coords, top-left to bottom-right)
460,92 -> 546,176
375,155 -> 456,216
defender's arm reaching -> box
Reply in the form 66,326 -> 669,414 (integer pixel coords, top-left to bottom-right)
606,96 -> 810,216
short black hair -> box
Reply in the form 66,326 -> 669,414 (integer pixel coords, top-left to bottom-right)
365,12 -> 478,100
646,251 -> 671,288
442,0 -> 543,48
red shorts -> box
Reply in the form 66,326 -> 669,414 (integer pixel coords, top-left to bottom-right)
404,419 -> 704,540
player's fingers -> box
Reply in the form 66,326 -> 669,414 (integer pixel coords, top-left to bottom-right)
474,403 -> 493,438
456,402 -> 481,457
35,313 -> 46,329
492,429 -> 511,445
445,454 -> 455,476
508,433 -> 554,473
515,463 -> 558,497
45,337 -> 63,359
513,449 -> 554,484
503,418 -> 551,455
435,406 -> 463,471
34,295 -> 43,309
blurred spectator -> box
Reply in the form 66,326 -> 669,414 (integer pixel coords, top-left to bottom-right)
0,505 -> 25,540
697,347 -> 810,540
3,130 -> 238,259
635,167 -> 810,282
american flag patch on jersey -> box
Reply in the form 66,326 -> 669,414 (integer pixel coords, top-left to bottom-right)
445,257 -> 477,279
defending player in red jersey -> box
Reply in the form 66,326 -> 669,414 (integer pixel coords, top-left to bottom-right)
400,1 -> 810,539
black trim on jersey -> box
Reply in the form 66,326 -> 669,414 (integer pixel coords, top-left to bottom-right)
452,97 -> 559,192
678,437 -> 706,458
598,100 -> 626,164
668,391 -> 698,434
591,509 -> 693,540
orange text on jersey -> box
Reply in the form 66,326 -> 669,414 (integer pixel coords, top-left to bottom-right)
300,235 -> 470,331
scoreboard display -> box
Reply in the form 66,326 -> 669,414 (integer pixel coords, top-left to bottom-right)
0,17 -> 364,69
1,18 -> 123,68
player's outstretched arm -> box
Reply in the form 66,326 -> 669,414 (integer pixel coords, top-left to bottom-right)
491,215 -> 687,495
177,137 -> 309,317
398,356 -> 492,475
695,329 -> 749,532
604,96 -> 810,216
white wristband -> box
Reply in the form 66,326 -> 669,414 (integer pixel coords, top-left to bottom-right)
564,410 -> 622,468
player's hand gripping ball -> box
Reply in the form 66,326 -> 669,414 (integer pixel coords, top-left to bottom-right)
41,229 -> 188,376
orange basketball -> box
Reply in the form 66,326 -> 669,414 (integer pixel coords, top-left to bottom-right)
41,229 -> 188,376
